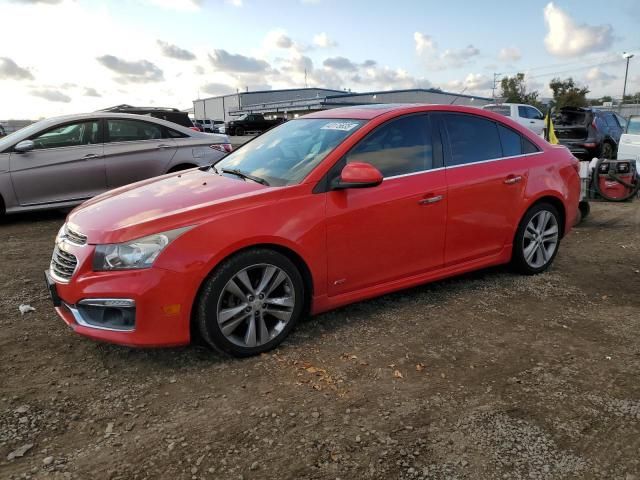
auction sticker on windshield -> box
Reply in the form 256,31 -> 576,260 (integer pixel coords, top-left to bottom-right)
321,122 -> 360,131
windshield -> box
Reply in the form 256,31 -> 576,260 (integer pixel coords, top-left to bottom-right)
215,118 -> 365,186
484,105 -> 511,117
235,114 -> 249,121
0,120 -> 45,152
627,117 -> 640,135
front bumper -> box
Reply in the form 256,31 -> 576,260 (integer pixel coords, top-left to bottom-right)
46,260 -> 194,348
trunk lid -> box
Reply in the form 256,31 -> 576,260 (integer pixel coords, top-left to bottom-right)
553,108 -> 593,141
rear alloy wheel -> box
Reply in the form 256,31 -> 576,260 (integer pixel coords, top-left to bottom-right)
512,203 -> 561,275
196,249 -> 304,357
236,127 -> 245,136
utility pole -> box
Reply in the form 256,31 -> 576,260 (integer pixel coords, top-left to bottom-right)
621,52 -> 634,112
492,72 -> 501,100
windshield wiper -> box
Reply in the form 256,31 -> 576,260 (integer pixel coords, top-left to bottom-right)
221,168 -> 270,186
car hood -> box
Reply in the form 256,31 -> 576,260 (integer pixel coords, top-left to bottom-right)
67,169 -> 272,244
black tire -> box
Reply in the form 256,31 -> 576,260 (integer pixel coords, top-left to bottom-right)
601,142 -> 615,159
578,201 -> 590,221
236,127 -> 245,136
511,202 -> 562,275
196,249 -> 305,357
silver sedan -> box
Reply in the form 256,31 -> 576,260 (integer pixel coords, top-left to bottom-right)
0,112 -> 231,215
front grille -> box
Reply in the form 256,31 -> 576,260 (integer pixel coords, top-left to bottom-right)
65,225 -> 87,245
50,247 -> 78,282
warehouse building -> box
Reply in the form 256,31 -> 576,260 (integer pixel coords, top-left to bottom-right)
193,88 -> 492,121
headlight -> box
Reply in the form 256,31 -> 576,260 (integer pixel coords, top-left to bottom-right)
93,226 -> 191,271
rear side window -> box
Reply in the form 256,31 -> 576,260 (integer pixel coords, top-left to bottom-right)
106,119 -> 163,142
167,128 -> 188,138
443,114 -> 501,166
522,138 -> 539,154
345,114 -> 433,177
498,125 -> 522,157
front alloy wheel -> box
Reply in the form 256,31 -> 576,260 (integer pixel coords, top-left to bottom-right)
512,203 -> 561,274
196,249 -> 304,357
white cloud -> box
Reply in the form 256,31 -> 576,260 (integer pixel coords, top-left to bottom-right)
146,0 -> 202,11
585,67 -> 616,85
498,47 -> 521,62
0,57 -> 34,80
544,2 -> 613,57
414,32 -> 479,70
31,88 -> 71,103
313,32 -> 337,48
209,49 -> 271,73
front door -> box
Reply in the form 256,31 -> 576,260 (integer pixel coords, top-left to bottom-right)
439,113 -> 532,265
9,119 -> 105,206
103,118 -> 177,188
326,114 -> 447,296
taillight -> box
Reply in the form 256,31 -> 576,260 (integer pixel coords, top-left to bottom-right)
190,126 -> 200,132
210,143 -> 233,153
591,119 -> 597,131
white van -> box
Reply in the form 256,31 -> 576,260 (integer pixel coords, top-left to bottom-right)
617,115 -> 640,174
482,103 -> 545,136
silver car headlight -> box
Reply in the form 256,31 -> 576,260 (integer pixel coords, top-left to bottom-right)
93,227 -> 192,271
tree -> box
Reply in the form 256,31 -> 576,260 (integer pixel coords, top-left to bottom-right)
499,73 -> 540,107
549,77 -> 589,109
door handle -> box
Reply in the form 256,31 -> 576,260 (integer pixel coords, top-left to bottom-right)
504,175 -> 522,185
157,144 -> 173,149
530,121 -> 535,123
418,194 -> 444,205
82,153 -> 100,159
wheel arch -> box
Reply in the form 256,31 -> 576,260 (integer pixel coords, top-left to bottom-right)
189,242 -> 315,341
522,194 -> 567,238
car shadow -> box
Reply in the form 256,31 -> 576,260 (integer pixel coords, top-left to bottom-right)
0,209 -> 68,226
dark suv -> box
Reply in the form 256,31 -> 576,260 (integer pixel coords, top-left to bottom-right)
99,105 -> 197,130
553,107 -> 627,159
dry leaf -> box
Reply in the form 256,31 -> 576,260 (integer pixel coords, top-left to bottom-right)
416,363 -> 425,372
393,370 -> 404,379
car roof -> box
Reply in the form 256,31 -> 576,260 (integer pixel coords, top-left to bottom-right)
27,112 -> 194,131
303,103 -> 493,120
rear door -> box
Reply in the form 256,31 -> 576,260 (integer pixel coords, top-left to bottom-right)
325,114 -> 447,296
9,119 -> 105,206
602,112 -> 623,143
439,113 -> 534,266
103,118 -> 177,188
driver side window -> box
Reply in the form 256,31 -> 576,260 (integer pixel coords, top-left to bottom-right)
31,121 -> 100,150
345,115 -> 433,178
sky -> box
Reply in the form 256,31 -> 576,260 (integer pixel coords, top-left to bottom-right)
1,0 -> 639,119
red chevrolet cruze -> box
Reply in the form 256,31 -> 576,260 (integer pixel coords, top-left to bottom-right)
46,104 -> 580,356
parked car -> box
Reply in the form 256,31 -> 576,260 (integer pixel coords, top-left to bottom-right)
100,105 -> 199,131
0,112 -> 231,215
196,119 -> 226,134
226,113 -> 285,136
553,107 -> 626,159
482,103 -> 545,135
617,115 -> 640,173
45,104 -> 579,356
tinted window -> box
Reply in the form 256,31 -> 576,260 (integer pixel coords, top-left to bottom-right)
498,125 -> 522,157
522,137 -> 539,154
167,128 -> 187,138
345,115 -> 433,177
31,121 -> 100,150
444,114 -> 501,166
106,119 -> 163,142
615,114 -> 627,129
484,105 -> 511,117
518,106 -> 528,118
627,117 -> 640,134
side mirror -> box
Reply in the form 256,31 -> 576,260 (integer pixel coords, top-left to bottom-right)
331,162 -> 383,190
14,140 -> 35,153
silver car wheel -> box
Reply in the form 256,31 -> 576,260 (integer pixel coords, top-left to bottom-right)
216,263 -> 295,348
522,210 -> 559,269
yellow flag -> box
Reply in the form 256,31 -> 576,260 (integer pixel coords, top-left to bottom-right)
544,113 -> 559,144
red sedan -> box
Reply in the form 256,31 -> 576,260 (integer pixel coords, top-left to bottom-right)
45,104 -> 580,357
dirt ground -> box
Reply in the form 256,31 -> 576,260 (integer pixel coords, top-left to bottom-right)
1,202 -> 639,480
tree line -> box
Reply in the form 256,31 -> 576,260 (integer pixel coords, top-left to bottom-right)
498,73 -> 639,110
